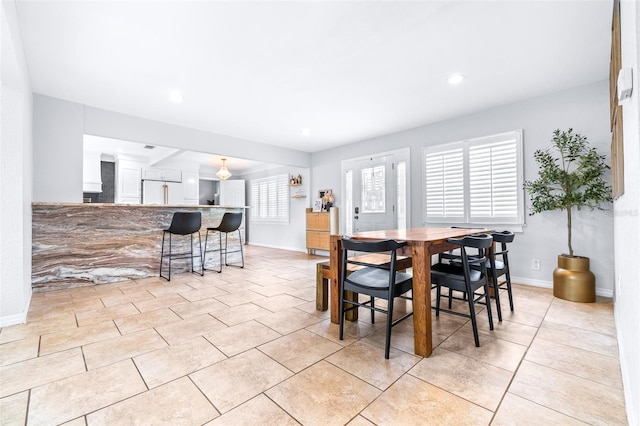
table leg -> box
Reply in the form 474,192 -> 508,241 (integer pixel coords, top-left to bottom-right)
411,242 -> 433,357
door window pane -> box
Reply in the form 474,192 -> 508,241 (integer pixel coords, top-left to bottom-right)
361,165 -> 385,213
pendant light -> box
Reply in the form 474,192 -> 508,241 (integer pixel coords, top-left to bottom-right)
216,158 -> 232,180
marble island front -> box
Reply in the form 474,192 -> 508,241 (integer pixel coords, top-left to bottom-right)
32,203 -> 247,291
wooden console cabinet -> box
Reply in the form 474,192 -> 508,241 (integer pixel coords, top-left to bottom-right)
306,207 -> 338,254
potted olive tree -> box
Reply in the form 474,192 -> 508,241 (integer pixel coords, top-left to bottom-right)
524,128 -> 611,302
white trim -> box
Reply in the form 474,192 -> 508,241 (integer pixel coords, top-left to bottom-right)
247,242 -> 308,253
511,276 -> 614,298
0,289 -> 31,327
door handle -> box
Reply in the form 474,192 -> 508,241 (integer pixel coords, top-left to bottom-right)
354,215 -> 359,220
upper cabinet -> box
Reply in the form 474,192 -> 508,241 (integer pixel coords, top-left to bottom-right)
83,151 -> 103,193
182,171 -> 199,205
116,158 -> 145,204
142,168 -> 182,182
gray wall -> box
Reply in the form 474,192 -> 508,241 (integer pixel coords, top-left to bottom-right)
1,1 -> 33,325
241,166 -> 310,252
31,95 -> 312,203
312,80 -> 614,296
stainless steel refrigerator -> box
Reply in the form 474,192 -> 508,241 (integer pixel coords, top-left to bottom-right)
142,180 -> 184,205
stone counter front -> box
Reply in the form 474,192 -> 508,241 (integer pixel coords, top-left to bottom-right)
32,203 -> 246,291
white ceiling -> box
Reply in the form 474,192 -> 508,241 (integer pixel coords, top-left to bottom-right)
16,0 -> 612,154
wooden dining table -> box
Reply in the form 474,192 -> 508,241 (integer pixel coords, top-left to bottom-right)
329,227 -> 491,357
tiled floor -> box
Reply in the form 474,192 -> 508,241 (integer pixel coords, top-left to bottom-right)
0,245 -> 628,425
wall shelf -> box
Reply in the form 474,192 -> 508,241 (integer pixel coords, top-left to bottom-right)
291,195 -> 307,198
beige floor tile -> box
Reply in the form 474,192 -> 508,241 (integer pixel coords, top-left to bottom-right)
347,415 -> 376,426
256,308 -> 322,334
409,347 -> 512,410
509,360 -> 627,425
326,340 -> 420,390
525,337 -> 623,389
133,294 -> 189,313
295,300 -> 331,318
173,286 -> 230,302
190,349 -> 292,413
0,336 -> 39,366
365,319 -> 421,355
134,336 -> 226,388
156,314 -> 227,345
259,329 -> 342,372
205,394 -> 298,426
86,377 -> 218,425
0,348 -> 86,398
474,314 -> 538,346
114,308 -> 182,335
32,298 -> 106,320
75,302 -> 140,326
305,318 -> 379,346
60,417 -> 86,426
100,289 -> 155,307
212,303 -> 272,327
429,311 -> 469,336
214,289 -> 266,307
439,325 -> 527,372
39,321 -> 121,356
492,393 -> 589,425
266,360 -> 380,426
205,320 -> 281,357
169,298 -> 228,319
0,313 -> 77,344
147,283 -> 195,297
246,284 -> 292,297
83,328 -> 168,370
361,374 -> 493,425
0,391 -> 29,425
253,294 -> 308,312
537,320 -> 619,357
27,359 -> 147,426
544,298 -> 616,336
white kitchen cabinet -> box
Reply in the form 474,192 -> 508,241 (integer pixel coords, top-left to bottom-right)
116,158 -> 144,203
83,151 -> 103,193
182,171 -> 199,204
142,168 -> 182,182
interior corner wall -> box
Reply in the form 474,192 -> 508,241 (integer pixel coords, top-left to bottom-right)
613,0 -> 640,423
1,0 -> 33,326
241,166 -> 310,252
311,80 -> 614,295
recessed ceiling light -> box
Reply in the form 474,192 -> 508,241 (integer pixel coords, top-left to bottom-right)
447,73 -> 465,85
168,90 -> 183,103
301,128 -> 311,136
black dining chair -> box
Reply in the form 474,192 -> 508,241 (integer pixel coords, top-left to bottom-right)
431,233 -> 494,347
160,212 -> 204,281
203,212 -> 244,273
339,238 -> 413,359
486,231 -> 516,313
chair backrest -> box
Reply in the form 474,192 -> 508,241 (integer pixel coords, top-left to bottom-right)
492,230 -> 514,251
447,233 -> 493,276
217,212 -> 243,233
167,212 -> 202,235
341,238 -> 407,274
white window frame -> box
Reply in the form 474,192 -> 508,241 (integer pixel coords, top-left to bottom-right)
423,130 -> 524,228
250,174 -> 289,223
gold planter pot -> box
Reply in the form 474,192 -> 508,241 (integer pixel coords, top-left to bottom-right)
553,255 -> 596,302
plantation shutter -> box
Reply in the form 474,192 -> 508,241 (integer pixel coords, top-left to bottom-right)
250,174 -> 289,222
425,146 -> 464,221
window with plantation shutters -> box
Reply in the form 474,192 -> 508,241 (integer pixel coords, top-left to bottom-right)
250,174 -> 289,223
424,130 -> 524,226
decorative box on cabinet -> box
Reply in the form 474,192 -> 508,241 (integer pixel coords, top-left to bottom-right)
306,207 -> 338,254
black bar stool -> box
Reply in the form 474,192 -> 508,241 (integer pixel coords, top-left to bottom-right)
203,212 -> 244,273
160,212 -> 204,281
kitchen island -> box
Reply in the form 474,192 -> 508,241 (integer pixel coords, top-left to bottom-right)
32,203 -> 247,291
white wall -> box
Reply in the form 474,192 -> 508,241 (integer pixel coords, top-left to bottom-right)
241,166 -> 310,251
1,0 -> 33,326
31,96 -> 312,203
614,1 -> 640,423
312,81 -> 614,296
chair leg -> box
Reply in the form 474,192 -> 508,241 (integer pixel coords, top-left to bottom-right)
370,296 -> 375,323
224,229 -> 245,268
435,284 -> 441,317
338,284 -> 346,341
189,233 -> 194,273
384,293 -> 394,359
195,231 -> 204,276
167,233 -> 172,281
484,281 -> 494,331
466,286 -> 480,347
505,268 -> 514,311
160,231 -> 168,280
491,269 -> 503,322
203,230 -> 222,273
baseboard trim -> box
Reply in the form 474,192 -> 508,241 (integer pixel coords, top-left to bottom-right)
0,288 -> 31,327
511,276 -> 614,298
